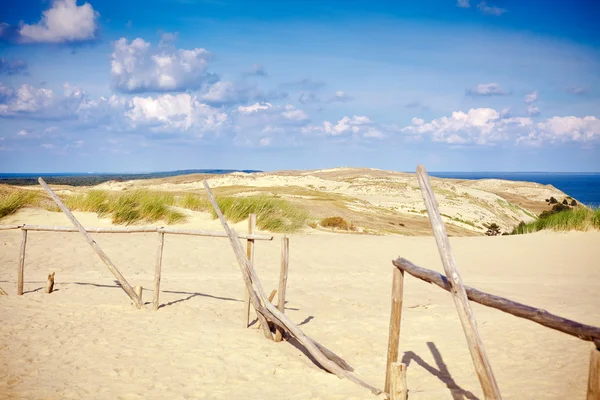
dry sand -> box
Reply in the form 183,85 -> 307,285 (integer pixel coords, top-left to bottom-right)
1,208 -> 599,399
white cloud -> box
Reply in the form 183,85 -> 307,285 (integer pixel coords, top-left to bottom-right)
477,1 -> 507,16
244,64 -> 267,77
403,108 -> 599,146
0,84 -> 55,116
304,115 -> 373,137
17,129 -> 28,136
567,87 -> 587,95
19,0 -> 99,43
298,91 -> 319,104
466,83 -> 508,96
457,0 -> 470,7
111,37 -> 214,93
41,143 -> 56,149
527,105 -> 540,116
524,91 -> 538,104
126,93 -> 227,133
327,91 -> 354,103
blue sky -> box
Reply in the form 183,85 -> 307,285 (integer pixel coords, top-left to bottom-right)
0,0 -> 599,173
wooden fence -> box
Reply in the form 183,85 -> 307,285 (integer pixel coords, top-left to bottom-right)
383,165 -> 600,400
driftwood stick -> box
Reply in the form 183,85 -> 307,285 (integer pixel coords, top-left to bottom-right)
588,346 -> 600,400
202,180 -> 381,395
390,362 -> 408,400
0,224 -> 23,230
45,272 -> 55,294
416,165 -> 501,400
385,266 -> 405,394
393,257 -> 600,344
275,236 -> 289,342
17,228 -> 27,296
153,231 -> 165,311
135,286 -> 143,304
0,287 -> 7,295
38,178 -> 143,309
19,225 -> 272,240
243,214 -> 256,328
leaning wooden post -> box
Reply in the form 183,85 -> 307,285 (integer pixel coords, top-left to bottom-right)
45,272 -> 55,294
17,228 -> 28,295
390,362 -> 408,400
153,231 -> 165,310
385,266 -> 405,393
416,165 -> 501,399
135,286 -> 143,304
37,178 -> 143,309
275,235 -> 290,342
243,214 -> 256,327
588,345 -> 600,400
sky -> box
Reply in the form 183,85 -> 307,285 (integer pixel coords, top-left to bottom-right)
0,0 -> 599,173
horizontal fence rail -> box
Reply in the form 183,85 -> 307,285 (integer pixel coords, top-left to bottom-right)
393,257 -> 600,346
0,224 -> 273,241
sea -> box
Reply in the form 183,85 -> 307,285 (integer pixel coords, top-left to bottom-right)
428,172 -> 600,208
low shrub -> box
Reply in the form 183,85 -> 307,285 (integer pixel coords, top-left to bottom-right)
320,216 -> 355,230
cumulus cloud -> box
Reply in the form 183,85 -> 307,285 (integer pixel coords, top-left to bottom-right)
403,108 -> 599,145
477,1 -> 507,16
126,93 -> 227,133
327,91 -> 354,103
527,105 -> 540,116
0,58 -> 28,75
18,0 -> 99,43
298,91 -> 319,104
466,83 -> 508,96
111,37 -> 216,93
200,81 -> 262,106
303,115 -> 375,137
457,0 -> 470,8
524,91 -> 538,104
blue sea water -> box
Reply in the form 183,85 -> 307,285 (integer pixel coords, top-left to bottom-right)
428,172 -> 600,208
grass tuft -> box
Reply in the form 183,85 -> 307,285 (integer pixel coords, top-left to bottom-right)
320,216 -> 355,231
0,187 -> 40,218
511,207 -> 600,234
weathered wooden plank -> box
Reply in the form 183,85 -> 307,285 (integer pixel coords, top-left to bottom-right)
385,266 -> 404,394
17,229 -> 27,295
0,225 -> 23,231
416,165 -> 501,400
243,214 -> 256,328
38,178 -> 143,309
393,257 -> 600,344
275,236 -> 289,342
153,232 -> 165,311
390,362 -> 408,400
588,346 -> 600,400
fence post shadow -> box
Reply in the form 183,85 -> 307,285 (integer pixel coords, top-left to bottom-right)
401,342 -> 480,400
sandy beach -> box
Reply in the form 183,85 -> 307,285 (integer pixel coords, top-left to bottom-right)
1,207 -> 599,399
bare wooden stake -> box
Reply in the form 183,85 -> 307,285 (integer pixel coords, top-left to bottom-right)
417,165 -> 501,400
45,272 -> 55,294
135,286 -> 143,305
243,214 -> 256,327
385,266 -> 405,393
275,235 -> 290,343
202,180 -> 381,395
38,178 -> 143,309
17,228 -> 27,296
153,231 -> 165,311
390,362 -> 408,400
589,346 -> 600,400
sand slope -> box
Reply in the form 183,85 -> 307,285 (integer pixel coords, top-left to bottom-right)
1,211 -> 598,399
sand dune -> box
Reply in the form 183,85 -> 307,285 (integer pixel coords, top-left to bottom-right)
1,206 -> 598,399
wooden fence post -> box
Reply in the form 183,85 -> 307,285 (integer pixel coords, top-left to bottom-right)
135,286 -> 143,304
38,178 -> 143,308
243,214 -> 256,327
385,266 -> 405,393
588,345 -> 600,400
153,231 -> 165,310
390,362 -> 408,400
275,235 -> 289,342
416,165 -> 501,399
17,228 -> 27,295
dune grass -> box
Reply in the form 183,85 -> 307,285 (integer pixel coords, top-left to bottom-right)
512,207 -> 600,234
64,189 -> 186,225
0,187 -> 41,219
320,216 -> 354,231
211,195 -> 309,232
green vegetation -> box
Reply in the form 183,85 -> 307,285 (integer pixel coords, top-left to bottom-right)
483,222 -> 502,236
320,216 -> 355,231
65,189 -> 185,225
512,207 -> 600,234
0,188 -> 40,218
212,195 -> 308,232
